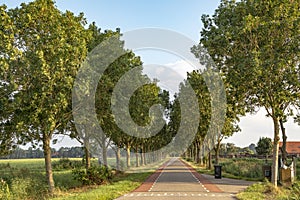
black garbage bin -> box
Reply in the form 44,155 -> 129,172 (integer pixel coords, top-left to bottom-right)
262,165 -> 271,181
214,165 -> 222,179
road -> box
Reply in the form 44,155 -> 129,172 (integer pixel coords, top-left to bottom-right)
116,157 -> 253,200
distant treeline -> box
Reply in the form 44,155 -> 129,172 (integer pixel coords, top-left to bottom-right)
0,146 -> 127,159
0,146 -> 83,159
1,147 -> 84,159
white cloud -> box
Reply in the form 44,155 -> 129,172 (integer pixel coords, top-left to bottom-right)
143,60 -> 197,96
143,60 -> 300,148
224,110 -> 300,147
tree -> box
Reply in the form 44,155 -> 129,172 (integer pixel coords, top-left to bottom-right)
78,25 -> 167,169
295,115 -> 300,126
256,137 -> 273,162
8,0 -> 91,193
249,143 -> 256,154
241,147 -> 254,155
95,52 -> 144,169
71,23 -> 120,170
226,143 -> 237,155
279,117 -> 288,164
198,0 -> 300,187
0,5 -> 21,156
186,69 -> 239,166
186,71 -> 212,164
213,118 -> 240,164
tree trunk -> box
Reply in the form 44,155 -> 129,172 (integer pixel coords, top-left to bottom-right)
279,118 -> 287,165
102,142 -> 108,167
194,143 -> 197,162
200,142 -> 203,165
190,146 -> 193,161
271,117 -> 280,187
152,152 -> 155,163
135,145 -> 140,167
215,141 -> 221,165
140,152 -> 144,166
43,136 -> 55,194
182,151 -> 187,159
141,146 -> 146,166
84,141 -> 91,170
208,151 -> 212,170
126,145 -> 131,169
115,146 -> 121,171
143,145 -> 147,165
196,141 -> 200,163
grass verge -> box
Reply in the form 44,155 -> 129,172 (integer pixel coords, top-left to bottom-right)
51,172 -> 152,200
235,181 -> 300,200
183,158 -> 261,181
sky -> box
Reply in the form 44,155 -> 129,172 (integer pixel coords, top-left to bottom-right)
2,0 -> 300,148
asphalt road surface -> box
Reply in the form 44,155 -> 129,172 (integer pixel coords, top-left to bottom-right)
116,157 -> 252,200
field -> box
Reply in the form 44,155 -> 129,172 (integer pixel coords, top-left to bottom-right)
0,157 -> 166,200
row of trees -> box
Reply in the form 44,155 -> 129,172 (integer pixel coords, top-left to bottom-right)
1,0 -> 299,192
188,0 -> 300,187
1,0 -> 96,193
0,139 -> 271,160
0,0 -> 171,193
1,146 -> 85,159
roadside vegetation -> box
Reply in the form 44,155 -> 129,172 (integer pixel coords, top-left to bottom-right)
0,157 -> 166,200
1,0 -> 299,198
185,157 -> 266,181
51,172 -> 151,200
185,157 -> 300,200
237,181 -> 300,200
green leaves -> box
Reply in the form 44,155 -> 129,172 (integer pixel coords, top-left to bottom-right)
10,0 -> 91,137
255,137 -> 273,156
0,0 -> 93,191
0,5 -> 20,155
198,0 -> 300,122
196,0 -> 300,186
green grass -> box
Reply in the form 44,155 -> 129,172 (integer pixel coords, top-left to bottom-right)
50,157 -> 168,200
0,157 -> 167,199
0,158 -> 88,190
51,172 -> 152,200
184,158 -> 262,181
54,170 -> 82,190
236,181 -> 297,200
183,157 -> 300,200
236,182 -> 268,200
0,158 -> 46,172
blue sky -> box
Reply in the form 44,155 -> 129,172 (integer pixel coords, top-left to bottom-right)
2,0 -> 299,148
4,0 -> 220,42
56,0 -> 220,42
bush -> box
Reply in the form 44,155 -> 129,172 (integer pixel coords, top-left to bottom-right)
0,179 -> 10,200
288,182 -> 300,200
0,163 -> 49,200
221,158 -> 263,179
72,166 -> 113,185
54,171 -> 82,190
52,158 -> 83,170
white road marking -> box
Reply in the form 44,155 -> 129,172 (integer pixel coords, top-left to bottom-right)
122,192 -> 235,197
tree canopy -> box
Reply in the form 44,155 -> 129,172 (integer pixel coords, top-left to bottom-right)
196,0 -> 300,186
2,0 -> 91,193
256,137 -> 273,158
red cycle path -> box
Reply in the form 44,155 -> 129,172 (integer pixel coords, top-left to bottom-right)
180,160 -> 223,193
134,158 -> 222,193
133,160 -> 169,192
